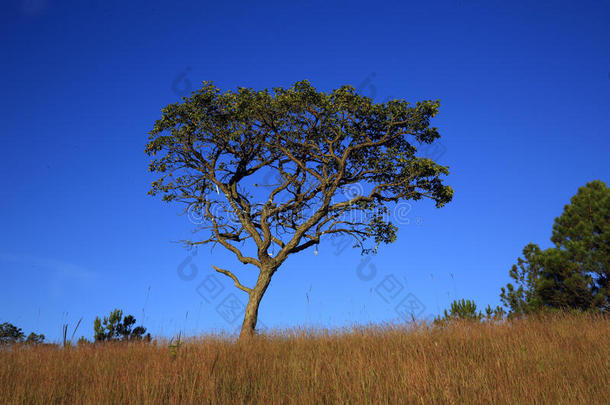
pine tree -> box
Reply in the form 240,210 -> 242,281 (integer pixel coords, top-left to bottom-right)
501,180 -> 610,316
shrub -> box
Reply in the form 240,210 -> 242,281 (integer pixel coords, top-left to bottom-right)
93,309 -> 150,342
435,299 -> 505,325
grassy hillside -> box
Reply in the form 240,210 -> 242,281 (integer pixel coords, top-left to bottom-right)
1,314 -> 608,404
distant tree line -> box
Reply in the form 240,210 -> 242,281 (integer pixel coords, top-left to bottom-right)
0,322 -> 45,345
2,309 -> 150,347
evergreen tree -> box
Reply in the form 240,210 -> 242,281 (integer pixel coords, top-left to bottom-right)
435,299 -> 504,324
550,179 -> 609,310
501,180 -> 610,316
94,309 -> 150,342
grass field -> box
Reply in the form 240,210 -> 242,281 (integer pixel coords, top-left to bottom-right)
1,313 -> 608,404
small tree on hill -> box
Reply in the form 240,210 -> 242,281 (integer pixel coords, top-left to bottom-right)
94,309 -> 150,342
146,80 -> 453,339
445,299 -> 482,321
435,299 -> 504,324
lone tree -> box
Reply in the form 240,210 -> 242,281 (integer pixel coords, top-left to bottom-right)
146,80 -> 453,339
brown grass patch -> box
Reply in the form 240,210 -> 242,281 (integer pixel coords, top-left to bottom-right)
1,313 -> 608,404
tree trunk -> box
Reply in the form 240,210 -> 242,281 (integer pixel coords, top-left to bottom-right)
239,268 -> 274,341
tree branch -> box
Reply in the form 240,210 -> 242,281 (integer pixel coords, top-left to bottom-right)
212,265 -> 252,294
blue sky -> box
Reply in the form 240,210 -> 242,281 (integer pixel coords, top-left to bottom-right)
1,0 -> 609,342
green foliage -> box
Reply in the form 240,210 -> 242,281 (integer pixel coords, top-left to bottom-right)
25,332 -> 46,345
500,243 -> 545,316
447,299 -> 482,320
435,299 -> 505,324
0,322 -> 25,345
168,333 -> 183,359
0,322 -> 45,345
501,180 -> 610,316
145,80 -> 452,259
484,304 -> 506,320
93,309 -> 151,342
550,180 -> 609,310
77,336 -> 91,346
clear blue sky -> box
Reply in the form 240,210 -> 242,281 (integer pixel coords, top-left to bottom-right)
1,0 -> 609,342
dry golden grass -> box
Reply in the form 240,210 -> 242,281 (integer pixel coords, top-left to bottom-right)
1,313 -> 608,404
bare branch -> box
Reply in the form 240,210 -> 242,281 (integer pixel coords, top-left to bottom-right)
212,265 -> 252,294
